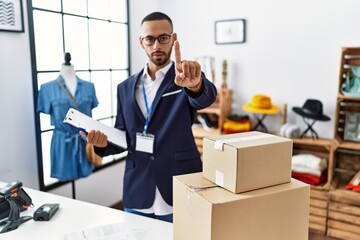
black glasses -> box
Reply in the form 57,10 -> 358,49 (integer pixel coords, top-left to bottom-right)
141,34 -> 172,46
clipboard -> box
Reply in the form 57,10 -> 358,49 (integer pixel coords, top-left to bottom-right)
63,108 -> 127,149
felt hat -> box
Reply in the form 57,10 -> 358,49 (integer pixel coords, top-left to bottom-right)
242,94 -> 279,114
292,99 -> 330,121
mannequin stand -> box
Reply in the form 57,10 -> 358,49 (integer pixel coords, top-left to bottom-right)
252,113 -> 268,132
299,117 -> 319,139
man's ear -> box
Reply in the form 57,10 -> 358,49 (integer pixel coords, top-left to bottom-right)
139,36 -> 145,49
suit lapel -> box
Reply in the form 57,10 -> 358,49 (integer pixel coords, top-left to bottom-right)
131,71 -> 146,121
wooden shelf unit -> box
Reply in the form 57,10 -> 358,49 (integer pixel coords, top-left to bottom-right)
292,138 -> 335,191
327,181 -> 360,240
327,47 -> 360,239
196,88 -> 232,130
333,47 -> 360,148
193,88 -> 232,155
292,137 -> 336,235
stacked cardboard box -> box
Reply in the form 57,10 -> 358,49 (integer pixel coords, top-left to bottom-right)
173,131 -> 311,240
327,189 -> 360,239
202,131 -> 293,193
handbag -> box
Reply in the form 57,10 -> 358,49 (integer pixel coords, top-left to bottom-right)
56,79 -> 103,167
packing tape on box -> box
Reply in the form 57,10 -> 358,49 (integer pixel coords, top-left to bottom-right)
189,185 -> 218,192
215,170 -> 224,187
214,133 -> 273,151
187,185 -> 218,204
186,185 -> 217,217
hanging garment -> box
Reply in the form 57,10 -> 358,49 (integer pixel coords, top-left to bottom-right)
37,75 -> 99,181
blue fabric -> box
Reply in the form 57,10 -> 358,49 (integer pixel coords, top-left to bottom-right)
100,62 -> 218,209
124,208 -> 173,223
341,66 -> 360,97
37,75 -> 99,181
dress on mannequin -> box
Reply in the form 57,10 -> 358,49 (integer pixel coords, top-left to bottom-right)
37,59 -> 99,181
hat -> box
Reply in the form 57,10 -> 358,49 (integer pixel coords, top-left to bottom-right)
242,94 -> 279,114
292,99 -> 330,121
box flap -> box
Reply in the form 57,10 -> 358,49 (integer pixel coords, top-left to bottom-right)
175,173 -> 308,205
206,131 -> 292,151
205,179 -> 307,202
175,172 -> 217,189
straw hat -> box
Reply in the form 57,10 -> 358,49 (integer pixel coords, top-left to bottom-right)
242,94 -> 279,114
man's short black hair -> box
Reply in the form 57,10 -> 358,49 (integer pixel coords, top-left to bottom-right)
141,12 -> 173,30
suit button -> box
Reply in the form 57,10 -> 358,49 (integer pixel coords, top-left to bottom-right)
128,150 -> 133,154
149,155 -> 155,160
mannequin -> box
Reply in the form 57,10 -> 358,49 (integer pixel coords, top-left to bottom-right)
60,53 -> 77,96
37,52 -> 99,183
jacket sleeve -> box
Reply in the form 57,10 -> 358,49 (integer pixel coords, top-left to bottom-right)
94,84 -> 128,157
184,72 -> 218,110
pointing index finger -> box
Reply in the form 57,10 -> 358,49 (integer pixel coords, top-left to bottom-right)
174,40 -> 181,65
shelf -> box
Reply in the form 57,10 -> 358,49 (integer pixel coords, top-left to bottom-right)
337,93 -> 360,101
192,127 -> 221,139
334,138 -> 360,151
292,137 -> 335,191
329,188 -> 360,206
327,185 -> 360,239
292,138 -> 335,156
196,88 -> 232,130
193,88 -> 232,156
270,47 -> 360,238
311,183 -> 332,191
334,47 -> 360,145
292,138 -> 334,147
197,106 -> 222,115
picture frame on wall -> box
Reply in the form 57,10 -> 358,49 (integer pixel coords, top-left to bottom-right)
215,19 -> 246,45
0,0 -> 24,32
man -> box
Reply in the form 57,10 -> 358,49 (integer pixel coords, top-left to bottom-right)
82,12 -> 217,222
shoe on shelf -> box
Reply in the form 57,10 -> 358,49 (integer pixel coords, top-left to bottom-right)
345,170 -> 360,191
192,117 -> 203,128
353,185 -> 360,193
197,114 -> 214,131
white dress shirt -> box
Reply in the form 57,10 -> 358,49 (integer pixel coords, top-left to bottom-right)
133,62 -> 173,216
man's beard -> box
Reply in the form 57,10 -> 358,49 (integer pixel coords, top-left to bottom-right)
148,49 -> 172,66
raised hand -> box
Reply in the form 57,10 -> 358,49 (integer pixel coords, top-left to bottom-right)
173,40 -> 202,92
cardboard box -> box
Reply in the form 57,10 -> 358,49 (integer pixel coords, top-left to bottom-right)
173,172 -> 310,240
203,131 -> 292,193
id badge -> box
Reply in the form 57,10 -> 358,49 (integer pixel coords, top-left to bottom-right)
136,132 -> 155,154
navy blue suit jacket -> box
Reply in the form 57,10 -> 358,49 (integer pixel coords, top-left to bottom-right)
100,62 -> 217,209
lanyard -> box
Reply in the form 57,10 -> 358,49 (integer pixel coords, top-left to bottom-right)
142,80 -> 154,133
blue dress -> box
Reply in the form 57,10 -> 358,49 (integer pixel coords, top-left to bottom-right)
37,75 -> 99,181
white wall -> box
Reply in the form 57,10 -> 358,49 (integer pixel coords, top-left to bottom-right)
0,0 -> 124,207
130,0 -> 360,137
0,1 -> 38,189
1,0 -> 359,206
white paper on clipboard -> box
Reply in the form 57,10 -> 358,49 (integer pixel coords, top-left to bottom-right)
63,108 -> 127,149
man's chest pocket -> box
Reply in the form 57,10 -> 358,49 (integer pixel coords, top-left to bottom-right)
161,89 -> 182,98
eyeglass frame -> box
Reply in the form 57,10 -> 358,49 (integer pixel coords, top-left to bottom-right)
141,33 -> 173,46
